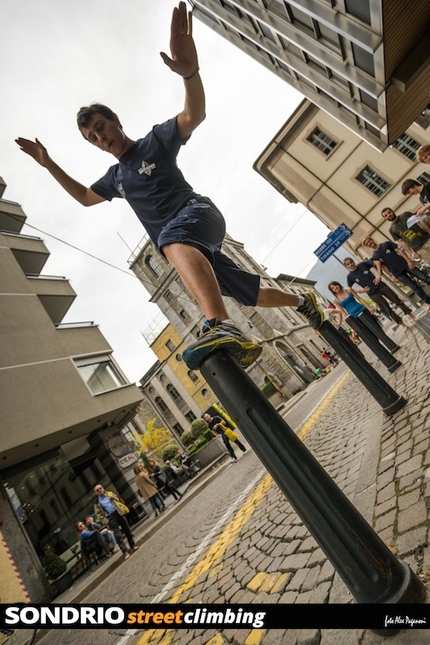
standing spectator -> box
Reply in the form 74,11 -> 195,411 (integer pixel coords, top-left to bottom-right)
321,349 -> 338,367
401,179 -> 430,217
203,413 -> 246,463
416,144 -> 430,165
134,463 -> 166,518
381,207 -> 430,264
361,237 -> 430,307
327,281 -> 400,353
148,459 -> 183,504
93,485 -> 139,561
343,256 -> 414,328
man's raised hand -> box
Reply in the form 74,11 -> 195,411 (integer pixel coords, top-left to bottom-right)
15,138 -> 50,167
160,1 -> 198,79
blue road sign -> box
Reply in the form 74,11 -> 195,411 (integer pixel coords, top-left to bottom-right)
314,223 -> 353,263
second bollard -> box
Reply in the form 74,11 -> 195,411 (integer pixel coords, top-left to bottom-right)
345,315 -> 401,373
318,321 -> 406,415
200,350 -> 426,624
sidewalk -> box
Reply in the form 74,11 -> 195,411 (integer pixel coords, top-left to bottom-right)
35,315 -> 430,644
52,454 -> 233,605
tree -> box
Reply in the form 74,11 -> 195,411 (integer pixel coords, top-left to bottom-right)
141,418 -> 175,460
190,418 -> 209,440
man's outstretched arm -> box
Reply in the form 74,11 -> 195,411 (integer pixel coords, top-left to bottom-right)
15,137 -> 105,207
160,1 -> 205,138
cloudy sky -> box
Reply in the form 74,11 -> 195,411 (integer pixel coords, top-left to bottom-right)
1,0 -> 329,383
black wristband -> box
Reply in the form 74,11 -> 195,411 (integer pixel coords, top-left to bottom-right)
183,66 -> 200,81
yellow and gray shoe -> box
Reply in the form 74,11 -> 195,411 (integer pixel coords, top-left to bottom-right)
297,291 -> 325,329
182,319 -> 262,370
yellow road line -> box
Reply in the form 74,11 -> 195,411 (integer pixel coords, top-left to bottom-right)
136,371 -> 351,645
297,370 -> 350,440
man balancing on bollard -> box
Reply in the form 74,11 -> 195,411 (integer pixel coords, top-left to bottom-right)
15,2 -> 324,370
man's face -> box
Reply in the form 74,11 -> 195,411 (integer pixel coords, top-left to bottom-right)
94,485 -> 104,496
421,150 -> 430,164
382,208 -> 396,222
344,259 -> 356,271
406,185 -> 421,196
362,237 -> 376,249
80,113 -> 127,159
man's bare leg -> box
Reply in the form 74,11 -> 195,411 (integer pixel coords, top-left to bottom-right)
257,286 -> 301,308
162,243 -> 229,321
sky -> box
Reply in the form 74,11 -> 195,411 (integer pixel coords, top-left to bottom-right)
1,0 -> 330,383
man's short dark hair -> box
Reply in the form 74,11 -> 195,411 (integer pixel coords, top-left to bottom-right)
77,103 -> 117,130
401,178 -> 421,195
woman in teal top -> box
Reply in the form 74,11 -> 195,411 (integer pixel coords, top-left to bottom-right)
328,282 -> 367,317
328,281 -> 398,353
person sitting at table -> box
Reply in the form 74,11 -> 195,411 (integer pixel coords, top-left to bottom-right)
85,515 -> 119,553
75,520 -> 110,564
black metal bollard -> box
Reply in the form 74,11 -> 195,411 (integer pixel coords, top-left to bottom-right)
200,351 -> 426,620
318,321 -> 406,415
345,315 -> 401,373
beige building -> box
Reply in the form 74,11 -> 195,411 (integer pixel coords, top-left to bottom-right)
0,178 -> 143,601
130,231 -> 328,438
191,0 -> 430,151
254,99 -> 430,255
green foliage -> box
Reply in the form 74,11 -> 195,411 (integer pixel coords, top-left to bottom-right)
260,380 -> 277,398
190,418 -> 209,440
142,418 -> 175,459
139,453 -> 150,468
203,429 -> 213,442
42,549 -> 67,580
180,428 -> 194,448
162,443 -> 179,461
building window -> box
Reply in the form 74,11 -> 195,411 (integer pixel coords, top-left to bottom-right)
351,42 -> 375,77
187,370 -> 198,382
179,309 -> 191,323
74,355 -> 125,394
418,172 -> 430,184
359,89 -> 378,112
155,396 -> 170,415
166,384 -> 186,407
355,166 -> 391,197
165,339 -> 176,352
393,133 -> 422,161
201,388 -> 210,398
344,0 -> 371,25
145,255 -> 164,278
173,423 -> 184,436
175,353 -> 183,362
306,127 -> 339,156
184,411 -> 197,423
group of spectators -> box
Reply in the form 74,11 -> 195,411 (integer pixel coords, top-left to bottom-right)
326,149 -> 430,338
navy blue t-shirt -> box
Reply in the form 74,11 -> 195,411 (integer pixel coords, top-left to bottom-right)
419,182 -> 430,206
372,241 -> 407,276
91,117 -> 196,244
346,260 -> 381,295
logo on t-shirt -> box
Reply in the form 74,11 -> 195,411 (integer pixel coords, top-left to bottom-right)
117,183 -> 126,198
138,160 -> 156,176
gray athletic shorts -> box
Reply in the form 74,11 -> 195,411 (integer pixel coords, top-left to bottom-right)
157,195 -> 261,307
